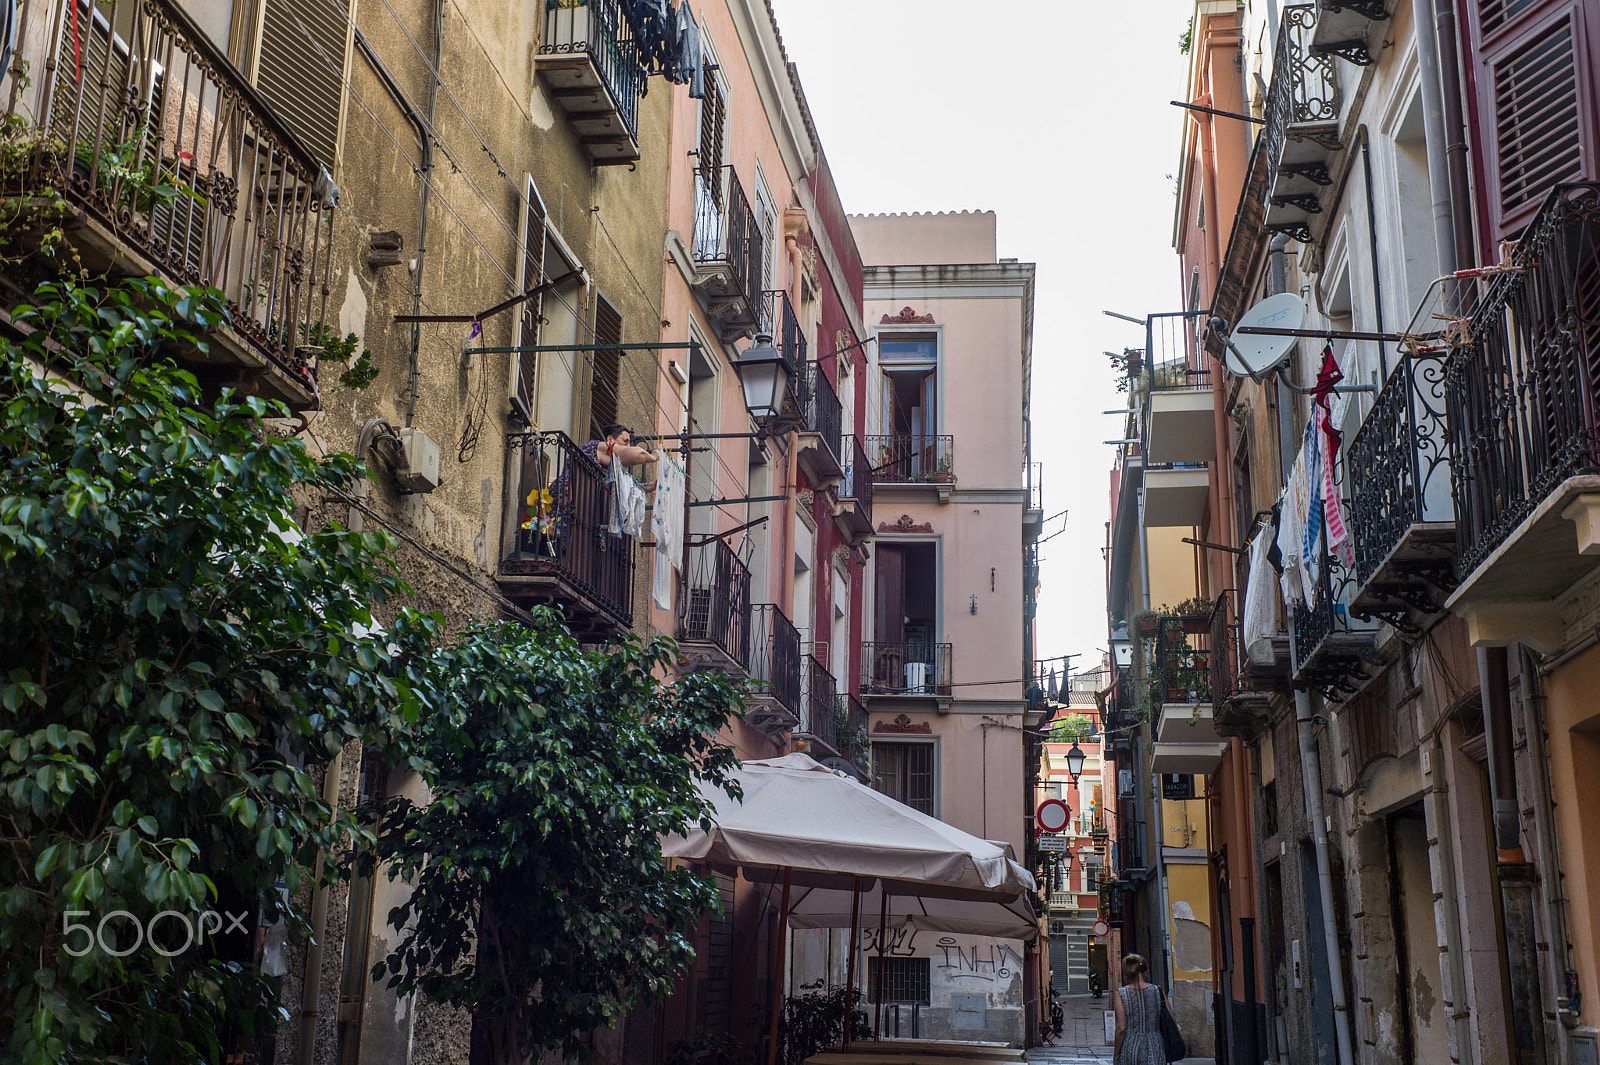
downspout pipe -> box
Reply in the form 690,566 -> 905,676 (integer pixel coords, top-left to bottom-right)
1358,128 -> 1388,379
1426,731 -> 1475,1065
1433,0 -> 1477,266
1293,684 -> 1355,1065
1411,0 -> 1460,275
296,749 -> 343,1065
1477,647 -> 1522,858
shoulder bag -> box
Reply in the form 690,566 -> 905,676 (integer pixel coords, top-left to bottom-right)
1158,986 -> 1187,1063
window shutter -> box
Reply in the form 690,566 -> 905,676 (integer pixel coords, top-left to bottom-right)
588,294 -> 623,440
699,78 -> 724,200
255,0 -> 350,168
1471,0 -> 1596,238
514,177 -> 548,423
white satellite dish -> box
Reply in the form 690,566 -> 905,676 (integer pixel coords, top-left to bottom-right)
1220,292 -> 1305,381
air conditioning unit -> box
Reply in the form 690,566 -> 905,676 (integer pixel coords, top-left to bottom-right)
395,427 -> 441,493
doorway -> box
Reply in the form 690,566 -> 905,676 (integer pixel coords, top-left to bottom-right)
870,542 -> 937,692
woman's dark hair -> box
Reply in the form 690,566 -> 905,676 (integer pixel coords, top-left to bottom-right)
1121,953 -> 1148,983
602,423 -> 631,441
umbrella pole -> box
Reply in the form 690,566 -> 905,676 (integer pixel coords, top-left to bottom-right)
874,889 -> 888,1041
843,877 -> 861,1052
767,868 -> 792,1065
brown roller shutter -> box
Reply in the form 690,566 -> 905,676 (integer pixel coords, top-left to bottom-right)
1469,0 -> 1596,238
699,77 -> 724,202
514,177 -> 548,424
588,294 -> 623,440
255,0 -> 350,168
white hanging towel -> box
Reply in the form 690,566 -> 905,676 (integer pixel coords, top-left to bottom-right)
652,456 -> 687,611
609,464 -> 648,538
1244,524 -> 1278,665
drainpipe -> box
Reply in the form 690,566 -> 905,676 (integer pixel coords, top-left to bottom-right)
1411,0 -> 1459,275
1358,129 -> 1388,379
1138,486 -> 1152,612
1479,646 -> 1549,1065
1425,731 -> 1475,1065
1234,741 -> 1261,1065
296,749 -> 343,1065
1293,685 -> 1355,1065
1433,0 -> 1477,267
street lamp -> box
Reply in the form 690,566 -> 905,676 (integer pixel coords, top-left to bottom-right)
732,333 -> 792,429
1065,742 -> 1087,785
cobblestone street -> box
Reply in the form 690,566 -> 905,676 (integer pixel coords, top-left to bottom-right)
1031,995 -> 1214,1065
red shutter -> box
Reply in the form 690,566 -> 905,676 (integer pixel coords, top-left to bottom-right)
1468,0 -> 1598,239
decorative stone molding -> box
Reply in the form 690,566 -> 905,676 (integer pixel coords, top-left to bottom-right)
832,544 -> 851,575
836,329 -> 855,376
873,713 -> 932,734
796,488 -> 815,510
878,514 -> 934,534
880,306 -> 935,325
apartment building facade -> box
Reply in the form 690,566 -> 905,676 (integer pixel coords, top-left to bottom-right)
1103,1 -> 1600,1064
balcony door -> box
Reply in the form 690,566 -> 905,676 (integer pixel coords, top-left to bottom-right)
872,542 -> 937,690
878,333 -> 938,478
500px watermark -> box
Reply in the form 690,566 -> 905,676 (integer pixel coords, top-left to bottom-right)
62,909 -> 249,957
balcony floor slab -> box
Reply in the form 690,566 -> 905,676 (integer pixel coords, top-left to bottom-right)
1446,474 -> 1600,610
1351,521 -> 1457,623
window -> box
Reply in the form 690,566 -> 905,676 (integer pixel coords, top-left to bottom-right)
868,957 -> 930,1005
513,175 -> 549,423
588,294 -> 623,442
873,742 -> 934,815
877,332 -> 940,477
253,0 -> 353,169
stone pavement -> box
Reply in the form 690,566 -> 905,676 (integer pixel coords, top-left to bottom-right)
1029,993 -> 1213,1065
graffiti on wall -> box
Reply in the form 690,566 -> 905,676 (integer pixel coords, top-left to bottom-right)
934,938 -> 1020,982
858,927 -> 918,956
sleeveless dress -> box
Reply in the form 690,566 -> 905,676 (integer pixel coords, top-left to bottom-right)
1117,983 -> 1167,1065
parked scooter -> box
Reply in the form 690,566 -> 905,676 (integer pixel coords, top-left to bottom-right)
1088,970 -> 1103,999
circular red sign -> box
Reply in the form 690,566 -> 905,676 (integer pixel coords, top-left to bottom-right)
1093,920 -> 1110,938
1036,799 -> 1071,834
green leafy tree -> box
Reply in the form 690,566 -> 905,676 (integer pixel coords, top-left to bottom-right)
1054,713 -> 1094,741
0,277 -> 439,1063
373,617 -> 746,1065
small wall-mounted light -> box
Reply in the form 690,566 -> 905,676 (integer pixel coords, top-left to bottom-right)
970,595 -> 978,615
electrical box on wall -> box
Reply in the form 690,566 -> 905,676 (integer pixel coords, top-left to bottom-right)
396,428 -> 441,493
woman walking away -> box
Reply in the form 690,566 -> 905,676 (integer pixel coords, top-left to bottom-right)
1111,954 -> 1167,1065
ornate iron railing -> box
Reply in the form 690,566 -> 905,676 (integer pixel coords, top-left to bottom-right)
502,431 -> 635,627
1260,5 -> 1341,242
839,693 -> 869,773
866,434 -> 954,485
1117,819 -> 1146,874
678,538 -> 751,666
1446,183 -> 1600,575
1209,592 -> 1239,714
692,165 -> 761,310
762,288 -> 806,365
796,362 -> 842,466
1348,352 -> 1452,585
748,604 -> 801,715
539,0 -> 643,142
1150,613 -> 1212,705
861,641 -> 953,696
802,655 -> 839,746
841,435 -> 874,523
21,0 -> 337,395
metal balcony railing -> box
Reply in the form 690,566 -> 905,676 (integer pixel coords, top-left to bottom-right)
1260,5 -> 1341,243
20,0 -> 337,395
866,435 -> 955,485
1347,351 -> 1453,586
1117,820 -> 1147,873
503,431 -> 635,628
748,604 -> 801,715
692,165 -> 762,309
1209,591 -> 1239,715
1148,360 -> 1212,392
1027,462 -> 1044,511
1150,613 -> 1212,706
677,538 -> 752,667
802,655 -> 840,747
1446,184 -> 1600,575
539,0 -> 643,142
839,693 -> 869,772
841,435 -> 874,523
861,641 -> 953,696
762,288 -> 806,365
796,362 -> 842,464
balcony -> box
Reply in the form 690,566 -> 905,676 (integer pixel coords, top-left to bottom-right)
833,435 -> 875,542
501,431 -> 635,637
1209,592 -> 1272,739
792,345 -> 845,487
676,539 -> 752,672
746,604 -> 801,734
1444,184 -> 1600,648
13,0 -> 337,410
1025,462 -> 1044,539
691,166 -> 763,341
536,0 -> 644,164
1311,0 -> 1393,68
1148,611 -> 1211,705
866,434 -> 955,502
861,640 -> 953,704
1260,5 -> 1344,247
794,658 -> 869,778
1142,463 -> 1210,527
1150,742 -> 1223,776
1292,543 -> 1382,700
1346,352 -> 1457,628
1117,820 -> 1148,876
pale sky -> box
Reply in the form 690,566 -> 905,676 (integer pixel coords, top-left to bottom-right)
768,0 -> 1199,676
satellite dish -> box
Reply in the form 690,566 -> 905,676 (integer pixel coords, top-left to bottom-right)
1220,293 -> 1305,381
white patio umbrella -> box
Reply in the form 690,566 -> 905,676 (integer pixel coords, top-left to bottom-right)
662,755 -> 1038,1061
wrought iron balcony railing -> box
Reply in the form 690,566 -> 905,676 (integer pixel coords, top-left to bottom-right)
801,655 -> 840,747
866,435 -> 955,485
1150,612 -> 1212,706
748,604 -> 801,716
839,693 -> 869,773
840,435 -> 875,525
1209,592 -> 1238,714
795,362 -> 843,464
1148,360 -> 1212,392
538,0 -> 644,146
21,0 -> 336,401
691,165 -> 763,334
1259,4 -> 1342,245
677,538 -> 752,668
861,640 -> 953,696
1446,183 -> 1600,576
762,288 -> 806,366
1117,820 -> 1147,874
1291,540 -> 1379,699
502,431 -> 635,631
1347,351 -> 1454,585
